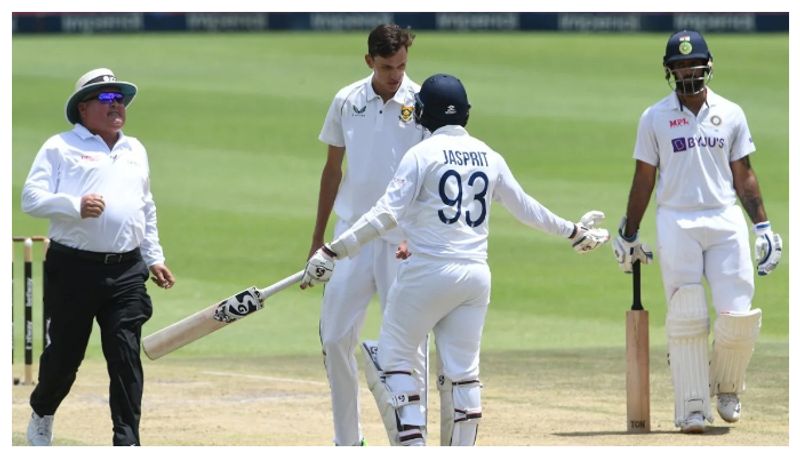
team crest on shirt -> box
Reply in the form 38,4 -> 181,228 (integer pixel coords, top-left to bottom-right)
399,105 -> 414,122
711,115 -> 722,126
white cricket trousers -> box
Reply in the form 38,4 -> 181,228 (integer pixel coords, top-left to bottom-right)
319,219 -> 426,446
656,204 -> 754,314
379,254 -> 491,383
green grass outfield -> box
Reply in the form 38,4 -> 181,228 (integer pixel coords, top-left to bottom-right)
10,32 -> 788,443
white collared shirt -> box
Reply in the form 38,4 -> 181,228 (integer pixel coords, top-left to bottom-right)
633,88 -> 756,211
365,125 -> 573,260
21,123 -> 166,266
319,73 -> 425,230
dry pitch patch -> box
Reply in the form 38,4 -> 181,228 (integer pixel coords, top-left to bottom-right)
11,344 -> 787,445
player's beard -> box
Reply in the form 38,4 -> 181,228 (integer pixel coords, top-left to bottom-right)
675,77 -> 705,95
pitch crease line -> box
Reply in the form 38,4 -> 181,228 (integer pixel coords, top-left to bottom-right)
202,371 -> 327,386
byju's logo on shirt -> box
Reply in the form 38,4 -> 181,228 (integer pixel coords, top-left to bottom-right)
671,136 -> 726,153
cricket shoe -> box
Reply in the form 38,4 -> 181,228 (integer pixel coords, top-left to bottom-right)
717,393 -> 741,423
680,412 -> 706,434
27,412 -> 54,446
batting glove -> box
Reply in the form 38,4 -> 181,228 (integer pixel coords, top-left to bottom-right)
612,216 -> 653,273
570,210 -> 610,254
301,244 -> 336,288
754,221 -> 782,276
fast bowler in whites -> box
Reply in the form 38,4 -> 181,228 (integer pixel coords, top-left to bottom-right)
301,74 -> 609,445
613,30 -> 782,433
307,24 -> 428,446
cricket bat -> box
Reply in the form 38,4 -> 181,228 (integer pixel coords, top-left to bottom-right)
626,260 -> 650,432
142,270 -> 304,360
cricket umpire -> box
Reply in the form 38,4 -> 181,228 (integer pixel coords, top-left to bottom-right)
21,68 -> 175,445
614,31 -> 782,433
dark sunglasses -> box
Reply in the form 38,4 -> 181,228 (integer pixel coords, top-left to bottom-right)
83,92 -> 125,104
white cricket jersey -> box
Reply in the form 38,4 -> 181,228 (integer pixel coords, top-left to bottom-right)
21,123 -> 166,265
634,88 -> 756,211
319,74 -> 425,227
370,125 -> 574,260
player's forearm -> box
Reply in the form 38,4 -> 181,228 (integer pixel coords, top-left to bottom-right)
624,192 -> 650,237
732,158 -> 768,224
328,209 -> 397,259
623,162 -> 656,237
312,166 -> 342,241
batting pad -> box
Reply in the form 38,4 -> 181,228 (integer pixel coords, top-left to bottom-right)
360,341 -> 425,446
666,284 -> 712,426
710,309 -> 762,395
438,375 -> 482,446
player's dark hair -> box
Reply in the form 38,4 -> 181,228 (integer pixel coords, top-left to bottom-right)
368,24 -> 415,58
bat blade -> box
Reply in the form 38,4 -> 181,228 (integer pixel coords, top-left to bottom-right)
626,308 -> 650,432
142,270 -> 303,360
626,260 -> 650,432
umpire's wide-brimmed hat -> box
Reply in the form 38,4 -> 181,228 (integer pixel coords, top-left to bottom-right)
65,68 -> 137,125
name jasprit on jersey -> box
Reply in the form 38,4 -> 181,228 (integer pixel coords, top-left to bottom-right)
442,150 -> 489,167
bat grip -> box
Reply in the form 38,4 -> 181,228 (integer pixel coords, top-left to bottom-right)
258,270 -> 304,300
632,260 -> 643,310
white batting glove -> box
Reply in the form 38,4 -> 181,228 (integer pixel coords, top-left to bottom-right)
301,244 -> 336,288
612,216 -> 653,273
754,221 -> 782,276
570,210 -> 610,254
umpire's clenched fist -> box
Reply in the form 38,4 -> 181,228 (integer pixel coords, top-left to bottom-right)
80,193 -> 105,218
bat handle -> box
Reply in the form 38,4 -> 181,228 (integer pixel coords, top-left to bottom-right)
632,260 -> 643,310
258,270 -> 304,300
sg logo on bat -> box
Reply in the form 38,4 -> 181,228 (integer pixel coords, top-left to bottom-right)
212,287 -> 263,323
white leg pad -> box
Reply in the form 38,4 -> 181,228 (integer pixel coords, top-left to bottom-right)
361,341 -> 425,446
710,309 -> 762,395
437,375 -> 482,446
666,284 -> 712,427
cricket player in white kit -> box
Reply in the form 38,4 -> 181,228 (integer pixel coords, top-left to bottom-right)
302,73 -> 609,445
613,30 -> 782,433
307,24 -> 427,446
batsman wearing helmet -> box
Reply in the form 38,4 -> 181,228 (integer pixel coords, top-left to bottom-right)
613,30 -> 782,433
301,73 -> 609,445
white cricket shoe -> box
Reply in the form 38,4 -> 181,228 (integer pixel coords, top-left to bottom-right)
717,393 -> 741,423
680,412 -> 705,434
26,412 -> 54,446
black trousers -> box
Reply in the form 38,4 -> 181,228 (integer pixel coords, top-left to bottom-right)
29,242 -> 153,446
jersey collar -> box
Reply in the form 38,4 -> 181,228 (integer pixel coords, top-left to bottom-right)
365,73 -> 412,104
432,125 -> 468,136
671,87 -> 715,112
72,123 -> 130,149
